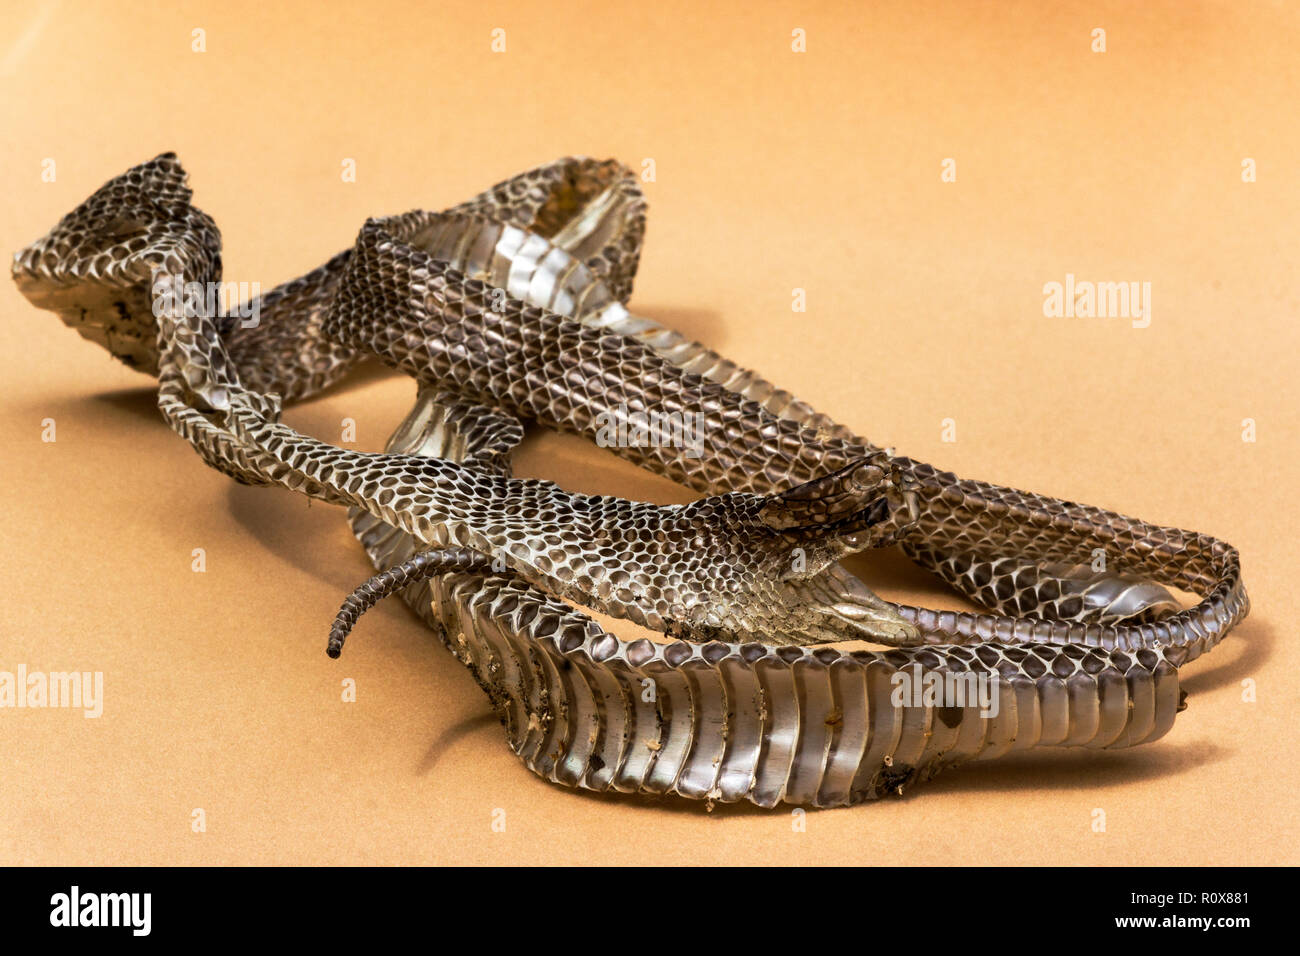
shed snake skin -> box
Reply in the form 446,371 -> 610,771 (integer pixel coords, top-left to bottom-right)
13,154 -> 1249,807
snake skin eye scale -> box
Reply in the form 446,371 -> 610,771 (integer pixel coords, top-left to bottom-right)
12,153 -> 1248,807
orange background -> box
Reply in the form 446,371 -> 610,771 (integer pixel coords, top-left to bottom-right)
1,0 -> 1295,865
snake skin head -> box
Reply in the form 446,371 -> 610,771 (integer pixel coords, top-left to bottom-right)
12,153 -> 223,375
580,456 -> 920,646
726,457 -> 919,644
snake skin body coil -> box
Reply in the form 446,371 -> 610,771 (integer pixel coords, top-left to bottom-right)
12,153 -> 1248,807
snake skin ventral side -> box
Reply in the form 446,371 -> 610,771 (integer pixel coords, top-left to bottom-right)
12,153 -> 1249,807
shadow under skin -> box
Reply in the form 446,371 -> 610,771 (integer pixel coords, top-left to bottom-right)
7,382 -> 159,428
633,303 -> 725,350
222,477 -> 465,675
83,355 -> 400,418
1180,618 -> 1273,696
919,739 -> 1228,798
417,711 -> 500,777
90,384 -> 161,424
226,477 -> 371,594
544,777 -> 783,818
494,737 -> 1231,818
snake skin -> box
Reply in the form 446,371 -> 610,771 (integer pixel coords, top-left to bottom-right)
12,153 -> 1249,807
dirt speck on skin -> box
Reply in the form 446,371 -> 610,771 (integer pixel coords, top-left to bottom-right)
936,705 -> 963,729
878,763 -> 914,797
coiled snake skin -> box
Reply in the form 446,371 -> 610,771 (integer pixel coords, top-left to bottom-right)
13,154 -> 1249,807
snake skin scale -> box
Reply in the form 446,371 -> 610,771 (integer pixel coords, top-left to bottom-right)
13,153 -> 1249,807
